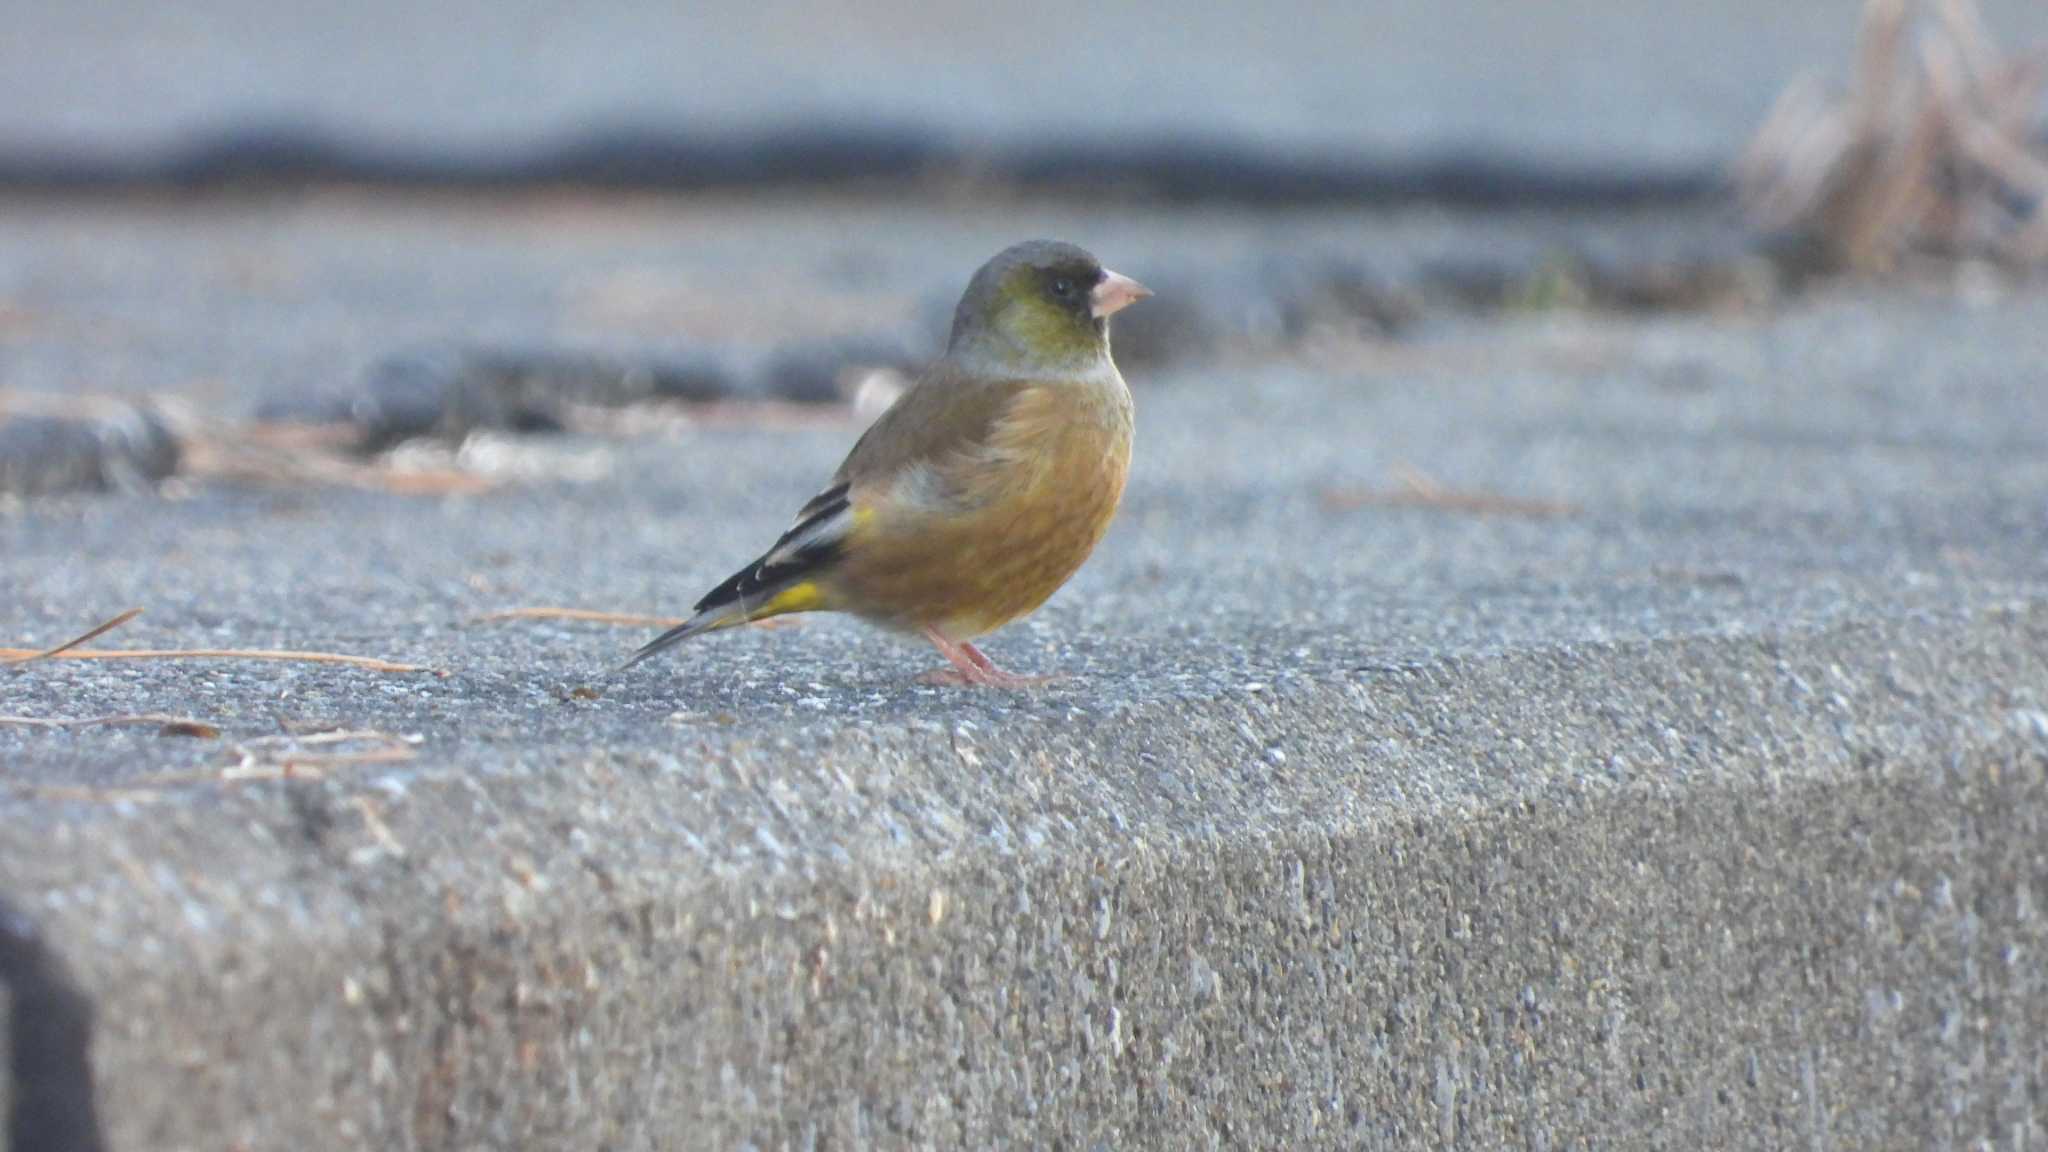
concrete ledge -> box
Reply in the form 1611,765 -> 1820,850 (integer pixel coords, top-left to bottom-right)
4,198 -> 2046,1148
5,605 -> 2045,1149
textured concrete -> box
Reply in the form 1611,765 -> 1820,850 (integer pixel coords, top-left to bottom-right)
5,621 -> 2047,1149
3,197 -> 2048,1148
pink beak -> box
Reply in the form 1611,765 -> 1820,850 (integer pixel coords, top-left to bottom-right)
1089,270 -> 1152,318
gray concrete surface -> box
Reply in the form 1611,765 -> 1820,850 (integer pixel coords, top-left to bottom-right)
0,192 -> 1755,408
3,196 -> 2048,1148
5,1 -> 2046,180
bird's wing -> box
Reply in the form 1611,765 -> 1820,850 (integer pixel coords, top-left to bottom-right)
833,361 -> 1039,510
687,479 -> 852,614
690,364 -> 1034,618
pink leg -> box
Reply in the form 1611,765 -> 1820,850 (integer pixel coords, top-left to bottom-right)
918,629 -> 1057,689
958,641 -> 1058,686
918,627 -> 988,686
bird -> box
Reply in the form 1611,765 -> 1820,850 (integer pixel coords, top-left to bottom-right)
625,240 -> 1150,688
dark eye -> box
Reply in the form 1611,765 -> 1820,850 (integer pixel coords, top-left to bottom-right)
1050,278 -> 1074,298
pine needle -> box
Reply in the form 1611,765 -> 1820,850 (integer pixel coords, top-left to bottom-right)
1,607 -> 144,665
2,608 -> 432,673
0,713 -> 219,737
0,646 -> 429,673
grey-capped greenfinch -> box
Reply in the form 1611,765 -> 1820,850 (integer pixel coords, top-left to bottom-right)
626,240 -> 1149,687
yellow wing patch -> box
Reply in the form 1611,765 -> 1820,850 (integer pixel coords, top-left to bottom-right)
757,581 -> 824,617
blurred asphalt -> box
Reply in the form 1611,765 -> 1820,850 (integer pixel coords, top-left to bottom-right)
5,1 -> 2046,180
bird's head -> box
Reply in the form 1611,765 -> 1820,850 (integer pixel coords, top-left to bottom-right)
947,240 -> 1151,373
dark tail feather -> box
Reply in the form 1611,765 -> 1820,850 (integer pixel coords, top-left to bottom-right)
619,546 -> 834,671
618,610 -> 728,671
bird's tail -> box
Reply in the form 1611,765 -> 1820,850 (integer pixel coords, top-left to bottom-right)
619,568 -> 829,671
618,609 -> 732,670
624,483 -> 852,671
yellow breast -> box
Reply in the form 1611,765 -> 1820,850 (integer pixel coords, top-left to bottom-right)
834,379 -> 1133,638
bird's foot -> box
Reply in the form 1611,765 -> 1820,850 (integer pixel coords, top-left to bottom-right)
916,665 -> 1060,689
919,631 -> 1059,689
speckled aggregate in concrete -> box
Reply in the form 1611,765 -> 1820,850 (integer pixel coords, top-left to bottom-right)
3,198 -> 2048,1149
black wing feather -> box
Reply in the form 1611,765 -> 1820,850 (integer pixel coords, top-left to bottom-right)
619,481 -> 854,670
692,481 -> 850,614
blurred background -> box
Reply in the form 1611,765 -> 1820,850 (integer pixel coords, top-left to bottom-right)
3,0 -> 2041,183
1,0 -> 2044,495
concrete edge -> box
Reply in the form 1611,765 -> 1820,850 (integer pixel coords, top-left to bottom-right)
6,600 -> 2046,1146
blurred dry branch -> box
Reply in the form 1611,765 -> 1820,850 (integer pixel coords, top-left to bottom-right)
1739,0 -> 2048,271
1321,464 -> 1578,520
180,422 -> 504,495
